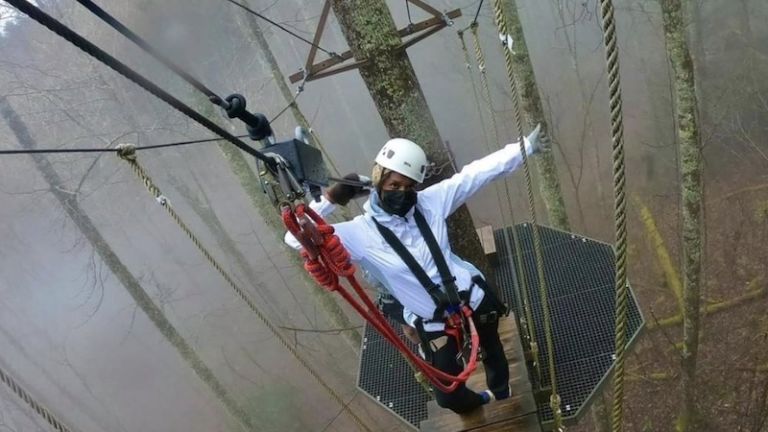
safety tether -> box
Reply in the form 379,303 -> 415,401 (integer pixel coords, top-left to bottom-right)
114,145 -> 373,432
595,1 -> 631,431
283,204 -> 482,394
463,22 -> 541,382
490,0 -> 563,428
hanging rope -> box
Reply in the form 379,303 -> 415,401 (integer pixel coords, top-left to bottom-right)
458,30 -> 491,154
489,0 -> 563,428
114,144 -> 372,432
462,24 -> 540,379
0,362 -> 73,432
6,0 -> 272,166
470,24 -> 502,155
595,1 -> 630,430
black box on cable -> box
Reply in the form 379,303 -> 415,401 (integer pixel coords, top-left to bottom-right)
264,139 -> 329,187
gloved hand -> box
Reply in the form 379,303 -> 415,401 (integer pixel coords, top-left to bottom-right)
325,173 -> 370,205
525,123 -> 546,155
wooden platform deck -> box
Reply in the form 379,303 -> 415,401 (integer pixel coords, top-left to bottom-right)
419,314 -> 541,432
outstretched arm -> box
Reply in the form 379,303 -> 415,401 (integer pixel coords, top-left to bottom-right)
419,125 -> 541,218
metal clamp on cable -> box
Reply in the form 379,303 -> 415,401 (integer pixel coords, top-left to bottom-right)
263,152 -> 305,202
213,93 -> 274,141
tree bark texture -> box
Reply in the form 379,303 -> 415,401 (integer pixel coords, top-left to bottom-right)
503,0 -> 571,231
330,0 -> 490,276
659,1 -> 705,430
0,98 -> 254,432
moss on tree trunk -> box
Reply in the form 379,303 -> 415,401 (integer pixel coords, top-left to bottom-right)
0,98 -> 253,432
659,1 -> 705,430
503,0 -> 571,231
330,0 -> 490,276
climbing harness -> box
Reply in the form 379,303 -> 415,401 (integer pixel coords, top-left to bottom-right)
371,209 -> 461,321
371,208 -> 475,364
283,203 -> 481,393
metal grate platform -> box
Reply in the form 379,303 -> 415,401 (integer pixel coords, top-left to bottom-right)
357,319 -> 430,429
357,224 -> 643,430
494,224 -> 644,427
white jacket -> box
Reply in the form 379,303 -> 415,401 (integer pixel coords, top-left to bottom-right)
286,140 -> 532,331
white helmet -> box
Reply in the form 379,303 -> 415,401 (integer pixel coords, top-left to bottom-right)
374,138 -> 428,183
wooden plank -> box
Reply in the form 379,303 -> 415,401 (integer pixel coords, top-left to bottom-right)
469,413 -> 542,432
419,315 -> 539,432
304,0 -> 332,74
307,59 -> 369,82
398,22 -> 447,51
288,9 -> 462,83
407,0 -> 443,17
476,226 -> 497,255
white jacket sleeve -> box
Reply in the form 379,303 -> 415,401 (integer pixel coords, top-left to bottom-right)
283,195 -> 338,250
418,139 -> 533,219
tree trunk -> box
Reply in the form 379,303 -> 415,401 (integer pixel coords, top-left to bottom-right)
0,98 -> 253,431
659,1 -> 705,431
503,0 -> 571,231
330,0 -> 489,276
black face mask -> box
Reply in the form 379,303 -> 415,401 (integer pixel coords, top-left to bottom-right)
380,190 -> 418,217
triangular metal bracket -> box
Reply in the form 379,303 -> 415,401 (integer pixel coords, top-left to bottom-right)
289,1 -> 461,84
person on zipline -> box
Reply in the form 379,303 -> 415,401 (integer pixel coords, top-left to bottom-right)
286,125 -> 541,413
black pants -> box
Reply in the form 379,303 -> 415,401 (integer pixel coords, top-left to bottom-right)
419,296 -> 509,414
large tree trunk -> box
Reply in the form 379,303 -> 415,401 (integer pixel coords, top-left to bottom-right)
659,1 -> 705,430
503,0 -> 571,231
0,98 -> 253,431
330,0 -> 489,275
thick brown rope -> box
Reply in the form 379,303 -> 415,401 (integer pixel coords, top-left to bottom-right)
595,0 -> 630,430
0,362 -> 73,432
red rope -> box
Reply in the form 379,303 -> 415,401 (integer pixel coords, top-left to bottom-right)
283,204 -> 480,393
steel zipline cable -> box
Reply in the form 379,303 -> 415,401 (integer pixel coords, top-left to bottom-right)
71,0 -> 306,116
0,134 -> 247,155
221,0 -> 338,57
72,0 -> 224,103
0,91 -> 298,157
4,0 -> 285,167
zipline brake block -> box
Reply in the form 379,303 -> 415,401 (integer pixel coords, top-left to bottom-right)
260,137 -> 329,204
215,93 -> 329,205
214,94 -> 273,141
